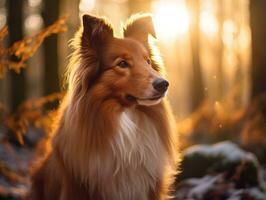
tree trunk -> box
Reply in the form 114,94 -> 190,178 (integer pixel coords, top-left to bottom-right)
250,0 -> 266,99
7,0 -> 26,111
59,0 -> 79,85
187,0 -> 204,111
216,0 -> 224,100
42,0 -> 60,96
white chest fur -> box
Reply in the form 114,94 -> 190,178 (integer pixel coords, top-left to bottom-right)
107,109 -> 166,200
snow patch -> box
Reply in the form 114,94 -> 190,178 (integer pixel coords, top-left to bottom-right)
184,141 -> 258,164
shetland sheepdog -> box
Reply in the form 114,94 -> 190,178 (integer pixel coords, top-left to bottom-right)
29,13 -> 178,200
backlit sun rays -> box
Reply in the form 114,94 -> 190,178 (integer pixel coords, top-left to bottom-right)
152,0 -> 190,40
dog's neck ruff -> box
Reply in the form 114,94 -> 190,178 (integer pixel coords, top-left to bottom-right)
88,108 -> 167,200
61,102 -> 169,200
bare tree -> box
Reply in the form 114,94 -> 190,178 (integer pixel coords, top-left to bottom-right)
42,0 -> 60,96
216,0 -> 224,100
7,0 -> 26,111
59,0 -> 79,80
187,0 -> 204,111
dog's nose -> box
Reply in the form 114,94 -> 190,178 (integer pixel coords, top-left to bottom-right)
152,78 -> 169,93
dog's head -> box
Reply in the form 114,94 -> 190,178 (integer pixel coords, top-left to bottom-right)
72,14 -> 168,107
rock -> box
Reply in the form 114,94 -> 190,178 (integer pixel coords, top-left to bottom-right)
174,174 -> 266,200
174,141 -> 266,200
178,141 -> 262,187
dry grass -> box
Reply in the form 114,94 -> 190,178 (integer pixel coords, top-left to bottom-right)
0,17 -> 67,144
0,19 -> 67,198
4,92 -> 65,145
0,17 -> 67,78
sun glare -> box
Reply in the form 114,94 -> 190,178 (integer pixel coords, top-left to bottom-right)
79,0 -> 95,13
200,11 -> 218,37
152,1 -> 190,41
223,20 -> 237,46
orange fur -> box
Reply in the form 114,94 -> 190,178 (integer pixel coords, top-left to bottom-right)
28,13 -> 179,200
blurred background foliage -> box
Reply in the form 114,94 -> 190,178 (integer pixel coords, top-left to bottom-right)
0,0 -> 266,199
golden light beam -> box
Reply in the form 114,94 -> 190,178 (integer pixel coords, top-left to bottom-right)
152,0 -> 190,41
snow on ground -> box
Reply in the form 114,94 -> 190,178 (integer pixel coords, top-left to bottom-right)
175,141 -> 266,200
185,141 -> 258,164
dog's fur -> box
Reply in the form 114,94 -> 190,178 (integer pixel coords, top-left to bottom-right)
29,14 -> 179,200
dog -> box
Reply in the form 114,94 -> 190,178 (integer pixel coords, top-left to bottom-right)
29,13 -> 179,200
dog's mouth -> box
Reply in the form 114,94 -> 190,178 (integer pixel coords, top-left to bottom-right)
126,93 -> 165,106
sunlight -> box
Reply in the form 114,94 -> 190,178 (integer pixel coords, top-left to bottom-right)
25,14 -> 43,32
0,13 -> 6,29
152,0 -> 190,41
238,25 -> 250,51
79,0 -> 95,13
223,19 -> 237,46
28,0 -> 42,7
200,11 -> 218,37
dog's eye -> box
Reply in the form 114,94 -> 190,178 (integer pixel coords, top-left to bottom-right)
147,58 -> 151,65
117,60 -> 130,68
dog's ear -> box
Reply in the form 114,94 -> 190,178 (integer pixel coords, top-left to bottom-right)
123,14 -> 156,43
81,14 -> 113,49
